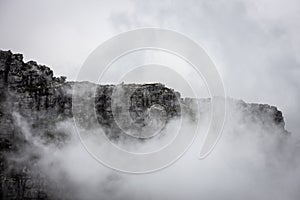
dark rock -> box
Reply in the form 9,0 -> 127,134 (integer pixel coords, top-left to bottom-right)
0,50 -> 289,200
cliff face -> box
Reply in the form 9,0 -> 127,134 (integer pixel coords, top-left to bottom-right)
0,50 -> 288,200
0,50 -> 285,135
0,50 -> 183,140
0,50 -> 186,199
0,50 -> 70,134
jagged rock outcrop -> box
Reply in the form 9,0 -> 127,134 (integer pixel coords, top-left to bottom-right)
0,50 -> 185,199
0,50 -> 288,200
0,50 -> 183,139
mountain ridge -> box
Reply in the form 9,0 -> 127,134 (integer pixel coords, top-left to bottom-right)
0,50 -> 289,200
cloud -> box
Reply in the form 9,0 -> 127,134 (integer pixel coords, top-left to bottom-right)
6,99 -> 300,200
109,0 -> 300,134
1,1 -> 300,198
0,0 -> 298,132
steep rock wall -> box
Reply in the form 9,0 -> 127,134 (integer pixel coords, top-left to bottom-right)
0,50 -> 288,200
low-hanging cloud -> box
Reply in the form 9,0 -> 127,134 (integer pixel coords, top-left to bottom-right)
5,98 -> 300,200
1,0 -> 300,199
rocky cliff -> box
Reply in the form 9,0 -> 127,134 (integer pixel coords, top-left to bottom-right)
0,50 -> 288,200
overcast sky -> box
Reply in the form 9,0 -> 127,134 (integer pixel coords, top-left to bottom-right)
0,0 -> 299,133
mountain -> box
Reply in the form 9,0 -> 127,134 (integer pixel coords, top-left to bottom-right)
0,50 -> 289,200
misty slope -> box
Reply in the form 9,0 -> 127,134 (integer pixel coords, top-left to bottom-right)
0,50 -> 295,200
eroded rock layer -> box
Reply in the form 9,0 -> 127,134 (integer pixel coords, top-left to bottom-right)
0,50 -> 288,200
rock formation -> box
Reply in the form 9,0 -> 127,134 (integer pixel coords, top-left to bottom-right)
0,50 -> 288,200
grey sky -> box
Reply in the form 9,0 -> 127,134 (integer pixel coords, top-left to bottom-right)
0,0 -> 299,133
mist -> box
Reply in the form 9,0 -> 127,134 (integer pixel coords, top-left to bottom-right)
1,0 -> 300,199
5,98 -> 300,200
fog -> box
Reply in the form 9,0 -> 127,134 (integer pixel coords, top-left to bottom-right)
5,99 -> 300,200
1,0 -> 300,199
0,0 -> 299,133
0,0 -> 299,134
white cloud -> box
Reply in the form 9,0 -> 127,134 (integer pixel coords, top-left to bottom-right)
109,0 -> 300,134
